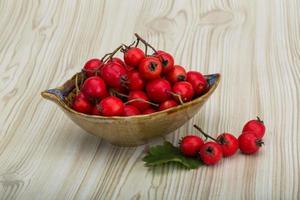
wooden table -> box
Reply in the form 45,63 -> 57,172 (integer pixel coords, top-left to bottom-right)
1,0 -> 299,199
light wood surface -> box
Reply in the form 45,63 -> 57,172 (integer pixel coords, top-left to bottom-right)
0,0 -> 299,199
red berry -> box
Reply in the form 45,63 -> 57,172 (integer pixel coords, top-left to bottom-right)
146,79 -> 172,103
180,135 -> 204,157
199,142 -> 223,165
83,58 -> 103,77
100,62 -> 128,89
124,47 -> 145,68
172,81 -> 194,103
97,96 -> 124,116
166,65 -> 186,84
81,76 -> 107,99
142,108 -> 157,114
127,70 -> 145,91
72,93 -> 93,114
238,132 -> 263,154
154,50 -> 174,73
139,57 -> 162,80
123,105 -> 141,116
242,117 -> 266,139
107,57 -> 125,67
127,91 -> 151,112
159,100 -> 178,111
187,71 -> 207,96
216,133 -> 239,157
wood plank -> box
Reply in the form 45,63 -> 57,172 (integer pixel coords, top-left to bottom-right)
0,0 -> 299,199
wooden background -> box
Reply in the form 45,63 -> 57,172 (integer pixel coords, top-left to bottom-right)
0,0 -> 299,199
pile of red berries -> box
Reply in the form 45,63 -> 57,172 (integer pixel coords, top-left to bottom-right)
72,34 -> 208,116
180,117 -> 265,165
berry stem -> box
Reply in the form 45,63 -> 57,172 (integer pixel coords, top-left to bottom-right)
256,116 -> 264,124
256,140 -> 265,146
125,98 -> 159,107
134,33 -> 158,54
167,91 -> 184,105
101,45 -> 124,62
75,73 -> 80,94
193,125 -> 218,142
109,88 -> 129,98
135,39 -> 140,47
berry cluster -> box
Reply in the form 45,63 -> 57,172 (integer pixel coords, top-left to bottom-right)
180,117 -> 265,165
72,34 -> 208,116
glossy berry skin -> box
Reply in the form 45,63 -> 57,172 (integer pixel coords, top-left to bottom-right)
127,70 -> 145,91
142,108 -> 157,114
146,79 -> 172,103
97,96 -> 124,116
238,132 -> 263,154
166,65 -> 187,84
199,142 -> 223,165
101,62 -> 128,89
124,47 -> 145,68
123,105 -> 141,116
217,133 -> 239,157
81,76 -> 107,99
72,93 -> 93,114
172,81 -> 194,103
242,117 -> 266,139
180,135 -> 204,157
83,58 -> 103,77
159,100 -> 178,111
187,71 -> 208,96
139,57 -> 163,80
127,91 -> 151,112
107,57 -> 125,67
154,50 -> 174,73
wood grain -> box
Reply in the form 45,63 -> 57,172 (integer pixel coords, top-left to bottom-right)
0,0 -> 299,199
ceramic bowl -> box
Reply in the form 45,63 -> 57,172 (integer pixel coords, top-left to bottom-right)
41,73 -> 220,146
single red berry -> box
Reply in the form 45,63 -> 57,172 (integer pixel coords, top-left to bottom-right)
153,50 -> 174,73
238,132 -> 264,154
83,58 -> 103,77
242,117 -> 266,139
107,57 -> 125,67
124,47 -> 145,68
180,135 -> 204,157
159,100 -> 178,111
123,105 -> 141,116
81,76 -> 107,99
172,81 -> 194,103
146,79 -> 172,103
100,62 -> 128,89
96,96 -> 124,116
72,92 -> 93,114
142,108 -> 157,114
166,65 -> 187,84
187,71 -> 208,96
139,56 -> 162,80
127,70 -> 145,91
127,91 -> 151,112
199,142 -> 223,165
216,133 -> 239,157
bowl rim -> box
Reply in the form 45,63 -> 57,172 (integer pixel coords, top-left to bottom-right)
41,73 -> 221,120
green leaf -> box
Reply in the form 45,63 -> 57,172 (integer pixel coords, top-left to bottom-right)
143,141 -> 202,169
